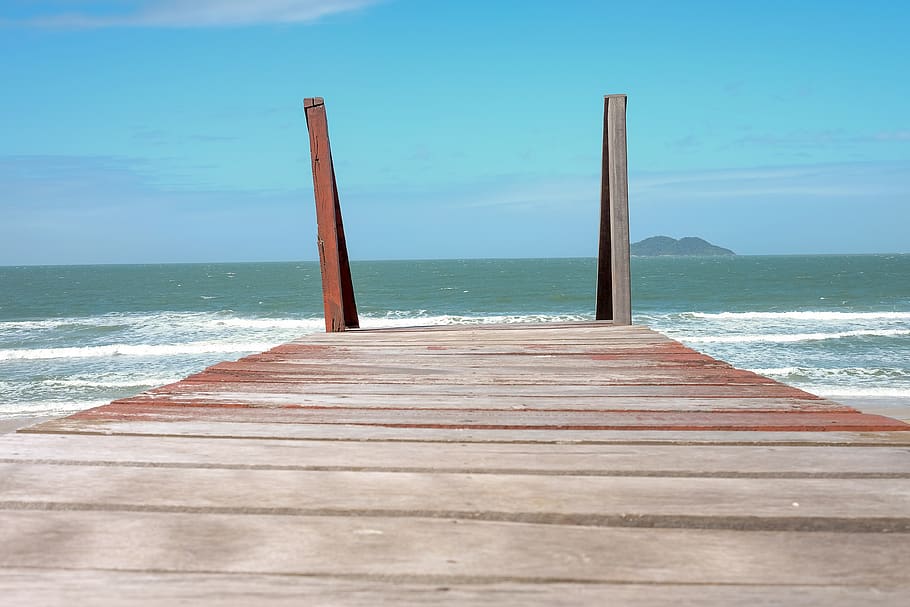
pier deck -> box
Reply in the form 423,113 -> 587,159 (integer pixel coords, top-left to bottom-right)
1,322 -> 909,605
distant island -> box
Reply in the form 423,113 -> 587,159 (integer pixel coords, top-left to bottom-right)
631,236 -> 735,257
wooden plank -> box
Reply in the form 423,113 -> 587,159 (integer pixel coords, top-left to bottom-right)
303,97 -> 358,331
150,381 -> 823,399
247,349 -> 720,362
596,94 -> 631,324
53,402 -> 906,432
3,463 -> 909,521
20,419 -> 910,444
345,320 -> 623,332
137,392 -> 851,412
186,367 -> 785,386
298,324 -> 664,341
2,569 -> 905,607
239,352 -> 726,367
296,332 -> 671,344
4,434 -> 909,475
1,511 -> 908,586
211,358 -> 743,373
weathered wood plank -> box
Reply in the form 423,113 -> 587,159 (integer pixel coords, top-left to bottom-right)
296,326 -> 667,344
238,353 -> 728,369
3,463 -> 909,521
186,368 -> 784,387
155,381 -> 820,399
3,434 -> 909,475
325,334 -> 663,344
20,419 -> 910,444
206,359 -> 764,377
309,322 -> 647,335
2,511 -> 908,586
137,392 -> 850,412
3,569 -> 904,607
52,403 -> 907,432
256,342 -> 680,354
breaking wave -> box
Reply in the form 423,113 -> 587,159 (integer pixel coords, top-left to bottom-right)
685,329 -> 910,344
0,341 -> 276,361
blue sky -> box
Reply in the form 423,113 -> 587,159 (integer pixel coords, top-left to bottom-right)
1,0 -> 908,264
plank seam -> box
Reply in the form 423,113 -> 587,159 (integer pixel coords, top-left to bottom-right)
2,503 -> 909,533
7,565 -> 907,588
2,459 -> 908,479
17,429 -> 910,446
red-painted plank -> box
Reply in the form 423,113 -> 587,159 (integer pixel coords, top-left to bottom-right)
69,401 -> 908,432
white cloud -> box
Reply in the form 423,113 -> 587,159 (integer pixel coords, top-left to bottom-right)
874,130 -> 910,142
731,129 -> 910,149
631,162 -> 910,201
7,0 -> 383,28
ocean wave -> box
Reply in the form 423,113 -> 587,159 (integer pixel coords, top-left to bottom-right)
40,376 -> 181,389
205,317 -> 325,330
203,313 -> 591,330
0,341 -> 276,361
685,329 -> 910,344
815,387 -> 910,398
3,311 -> 595,333
750,367 -> 910,380
683,311 -> 910,321
0,399 -> 111,419
0,311 -> 216,332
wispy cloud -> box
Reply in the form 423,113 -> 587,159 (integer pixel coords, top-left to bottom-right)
3,0 -> 383,29
0,154 -> 314,264
731,128 -> 910,149
632,162 -> 910,201
873,130 -> 910,141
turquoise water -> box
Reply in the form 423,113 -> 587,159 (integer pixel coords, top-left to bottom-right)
1,255 -> 908,417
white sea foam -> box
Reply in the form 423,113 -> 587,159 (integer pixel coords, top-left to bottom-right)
816,387 -> 910,398
0,311 -> 212,332
205,317 -> 325,330
0,399 -> 111,418
686,311 -> 910,321
42,377 -> 181,389
0,341 -> 276,361
749,367 -> 910,380
2,311 -> 592,335
686,329 -> 910,344
749,367 -> 804,376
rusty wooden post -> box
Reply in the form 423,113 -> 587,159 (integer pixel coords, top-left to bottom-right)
303,97 -> 359,332
595,94 -> 632,325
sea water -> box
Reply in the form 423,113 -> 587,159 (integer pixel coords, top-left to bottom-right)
1,255 -> 908,418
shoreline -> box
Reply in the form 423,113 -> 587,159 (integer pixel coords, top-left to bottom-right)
835,396 -> 910,424
0,416 -> 59,435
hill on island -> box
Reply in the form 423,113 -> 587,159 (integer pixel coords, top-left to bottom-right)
631,236 -> 735,257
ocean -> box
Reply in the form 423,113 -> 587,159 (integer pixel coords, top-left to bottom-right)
1,255 -> 908,419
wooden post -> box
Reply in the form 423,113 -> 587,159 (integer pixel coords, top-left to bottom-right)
595,94 -> 632,325
303,97 -> 359,332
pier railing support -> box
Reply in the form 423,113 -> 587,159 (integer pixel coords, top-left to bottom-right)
595,94 -> 632,325
303,97 -> 359,332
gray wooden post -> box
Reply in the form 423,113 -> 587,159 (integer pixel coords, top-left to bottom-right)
595,94 -> 632,325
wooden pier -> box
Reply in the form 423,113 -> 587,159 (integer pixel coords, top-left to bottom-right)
2,95 -> 907,603
1,321 -> 909,605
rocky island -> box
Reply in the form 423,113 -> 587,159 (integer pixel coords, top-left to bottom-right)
631,236 -> 735,256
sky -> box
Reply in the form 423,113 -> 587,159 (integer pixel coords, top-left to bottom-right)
1,0 -> 908,264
